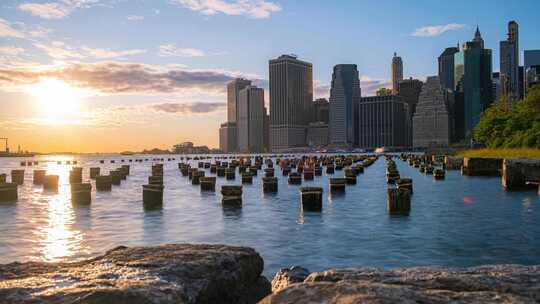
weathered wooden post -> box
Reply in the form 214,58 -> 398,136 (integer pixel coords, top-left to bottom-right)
264,168 -> 275,178
345,169 -> 356,185
192,170 -> 205,185
326,165 -> 335,174
89,167 -> 100,179
262,177 -> 278,193
288,172 -> 302,185
387,187 -> 411,215
300,187 -> 323,211
0,183 -> 18,202
433,169 -> 445,180
200,177 -> 216,191
329,178 -> 346,193
148,175 -> 163,185
303,169 -> 314,181
217,166 -> 226,177
396,178 -> 413,194
96,175 -> 113,191
43,175 -> 59,191
71,183 -> 92,205
110,170 -> 122,186
143,184 -> 164,207
11,170 -> 24,185
69,169 -> 82,184
225,168 -> 236,180
33,170 -> 46,185
221,185 -> 242,207
0,173 -> 6,184
241,172 -> 253,184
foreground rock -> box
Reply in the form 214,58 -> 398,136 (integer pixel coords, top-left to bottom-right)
0,244 -> 270,304
263,265 -> 540,303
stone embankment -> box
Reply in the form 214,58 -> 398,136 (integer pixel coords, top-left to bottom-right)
1,245 -> 539,303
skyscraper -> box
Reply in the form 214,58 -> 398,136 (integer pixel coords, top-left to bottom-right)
329,64 -> 361,147
391,52 -> 403,94
500,21 -> 519,100
412,76 -> 451,148
524,50 -> 540,93
454,26 -> 493,140
438,45 -> 459,91
269,55 -> 313,152
219,122 -> 237,153
358,95 -> 410,149
227,78 -> 252,123
237,85 -> 265,153
312,98 -> 329,123
397,77 -> 423,117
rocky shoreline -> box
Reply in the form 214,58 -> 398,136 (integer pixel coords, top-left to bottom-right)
1,244 -> 539,303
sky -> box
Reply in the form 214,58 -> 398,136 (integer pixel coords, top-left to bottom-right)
1,0 -> 540,153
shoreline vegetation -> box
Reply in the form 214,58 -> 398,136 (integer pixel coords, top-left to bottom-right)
457,148 -> 540,159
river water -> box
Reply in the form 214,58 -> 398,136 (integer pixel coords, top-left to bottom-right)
0,154 -> 539,277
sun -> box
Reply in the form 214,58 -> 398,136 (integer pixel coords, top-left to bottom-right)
26,78 -> 88,123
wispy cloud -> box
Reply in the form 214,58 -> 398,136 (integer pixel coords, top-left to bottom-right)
0,18 -> 25,38
411,23 -> 466,37
0,46 -> 25,56
18,0 -> 102,19
149,102 -> 226,115
0,61 -> 244,95
127,15 -> 144,21
172,0 -> 281,19
34,41 -> 146,59
159,44 -> 205,57
360,76 -> 392,96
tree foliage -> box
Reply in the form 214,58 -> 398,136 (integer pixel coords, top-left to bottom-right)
474,85 -> 540,148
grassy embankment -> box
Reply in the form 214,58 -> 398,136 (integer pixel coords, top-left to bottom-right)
456,148 -> 540,159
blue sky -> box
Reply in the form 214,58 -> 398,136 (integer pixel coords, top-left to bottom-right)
1,0 -> 540,151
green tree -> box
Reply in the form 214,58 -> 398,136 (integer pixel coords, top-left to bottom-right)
474,85 -> 540,148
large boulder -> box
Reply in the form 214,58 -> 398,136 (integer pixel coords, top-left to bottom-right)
262,265 -> 540,303
0,244 -> 271,304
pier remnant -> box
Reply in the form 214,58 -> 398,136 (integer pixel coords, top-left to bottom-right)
300,187 -> 323,211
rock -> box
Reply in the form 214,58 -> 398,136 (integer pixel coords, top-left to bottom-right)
271,266 -> 310,292
262,265 -> 540,303
0,244 -> 271,304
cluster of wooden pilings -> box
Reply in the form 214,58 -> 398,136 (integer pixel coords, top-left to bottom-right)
171,154 -> 379,211
384,156 -> 413,215
0,165 -> 133,204
400,154 -> 445,180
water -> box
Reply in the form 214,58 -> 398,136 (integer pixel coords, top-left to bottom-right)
0,155 -> 539,277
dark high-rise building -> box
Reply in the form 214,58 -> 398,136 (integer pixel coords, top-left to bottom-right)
237,85 -> 265,153
329,64 -> 361,147
499,21 -> 520,101
525,50 -> 540,93
391,52 -> 403,94
263,108 -> 269,152
219,122 -> 237,153
397,77 -> 423,117
438,45 -> 459,90
269,55 -> 313,152
312,98 -> 329,123
227,78 -> 252,123
492,72 -> 502,102
358,95 -> 410,149
454,26 -> 493,140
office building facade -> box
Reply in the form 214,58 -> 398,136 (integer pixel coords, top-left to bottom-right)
219,122 -> 237,153
499,21 -> 520,100
329,64 -> 361,147
524,50 -> 540,94
237,85 -> 265,153
412,76 -> 451,148
358,95 -> 410,149
438,46 -> 460,91
269,55 -> 313,151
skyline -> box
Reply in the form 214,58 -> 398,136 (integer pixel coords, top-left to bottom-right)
1,0 -> 540,153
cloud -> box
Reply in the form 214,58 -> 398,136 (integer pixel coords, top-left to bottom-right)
172,0 -> 281,19
0,46 -> 25,56
34,41 -> 146,59
0,18 -> 25,38
127,15 -> 144,21
411,23 -> 466,37
149,102 -> 226,115
18,3 -> 69,19
0,61 -> 242,95
360,76 -> 392,96
18,0 -> 101,19
159,44 -> 205,57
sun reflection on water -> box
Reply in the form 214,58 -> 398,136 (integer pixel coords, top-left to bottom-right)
36,157 -> 85,262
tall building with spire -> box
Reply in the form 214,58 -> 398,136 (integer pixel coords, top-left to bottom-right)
500,21 -> 520,101
454,26 -> 493,140
329,64 -> 361,147
391,52 -> 403,94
